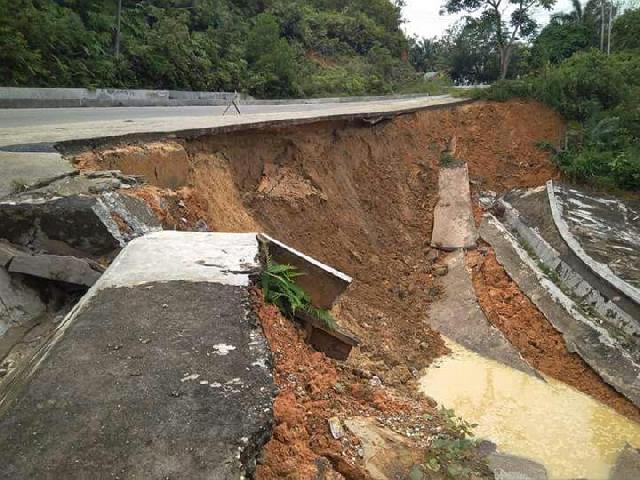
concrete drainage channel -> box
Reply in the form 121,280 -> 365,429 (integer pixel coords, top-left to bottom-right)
2,100 -> 640,479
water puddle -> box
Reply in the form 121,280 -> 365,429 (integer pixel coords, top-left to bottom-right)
419,339 -> 640,479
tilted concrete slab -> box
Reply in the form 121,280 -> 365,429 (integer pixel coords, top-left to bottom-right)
0,231 -> 275,479
428,250 -> 536,376
258,233 -> 352,309
0,151 -> 74,199
0,192 -> 160,257
480,215 -> 640,407
8,254 -> 102,287
431,164 -> 478,250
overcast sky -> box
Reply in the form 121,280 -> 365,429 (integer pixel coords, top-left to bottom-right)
402,0 -> 576,39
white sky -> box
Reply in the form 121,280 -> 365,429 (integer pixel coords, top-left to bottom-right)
402,0 -> 576,39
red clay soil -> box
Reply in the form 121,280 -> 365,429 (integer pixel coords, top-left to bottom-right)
253,291 -> 490,479
468,247 -> 640,423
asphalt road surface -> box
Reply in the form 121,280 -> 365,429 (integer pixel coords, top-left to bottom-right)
0,95 -> 466,148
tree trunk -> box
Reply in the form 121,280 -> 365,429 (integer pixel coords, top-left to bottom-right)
499,46 -> 512,80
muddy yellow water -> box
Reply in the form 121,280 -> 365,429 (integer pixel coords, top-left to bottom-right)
419,339 -> 640,479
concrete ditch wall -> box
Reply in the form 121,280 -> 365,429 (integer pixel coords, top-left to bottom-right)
0,87 -> 433,109
0,87 -> 246,108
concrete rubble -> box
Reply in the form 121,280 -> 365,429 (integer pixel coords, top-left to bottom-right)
431,163 -> 478,250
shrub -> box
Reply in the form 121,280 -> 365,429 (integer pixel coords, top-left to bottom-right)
260,256 -> 336,330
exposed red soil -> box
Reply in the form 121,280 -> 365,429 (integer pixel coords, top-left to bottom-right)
468,247 -> 640,423
253,290 -> 489,479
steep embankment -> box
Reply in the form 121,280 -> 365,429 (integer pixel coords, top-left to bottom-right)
71,99 -> 568,477
73,100 -> 557,374
74,99 -> 563,382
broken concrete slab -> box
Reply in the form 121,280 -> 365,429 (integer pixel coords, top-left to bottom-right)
431,163 -> 478,250
0,231 -> 274,479
0,192 -> 160,256
0,241 -> 22,268
9,254 -> 102,287
0,151 -> 75,199
0,267 -> 46,337
480,214 -> 640,407
429,250 -> 537,376
487,452 -> 548,480
258,233 -> 352,309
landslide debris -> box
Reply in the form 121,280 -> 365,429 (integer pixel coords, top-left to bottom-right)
70,99 -> 566,478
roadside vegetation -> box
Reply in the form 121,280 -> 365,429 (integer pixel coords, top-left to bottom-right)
0,0 -> 429,98
261,255 -> 336,330
474,4 -> 640,191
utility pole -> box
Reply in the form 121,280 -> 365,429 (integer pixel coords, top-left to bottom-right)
600,0 -> 606,52
115,0 -> 122,57
607,1 -> 613,55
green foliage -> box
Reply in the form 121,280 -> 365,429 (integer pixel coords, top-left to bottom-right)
613,8 -> 640,51
2,0 -> 416,98
425,407 -> 480,478
477,50 -> 640,191
261,257 -> 336,331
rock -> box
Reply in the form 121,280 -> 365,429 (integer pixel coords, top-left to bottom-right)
433,265 -> 449,277
425,249 -> 439,263
328,417 -> 345,440
0,266 -> 46,337
0,241 -> 22,268
194,219 -> 209,232
610,444 -> 640,480
9,254 -> 103,287
487,452 -> 548,480
0,192 -> 161,256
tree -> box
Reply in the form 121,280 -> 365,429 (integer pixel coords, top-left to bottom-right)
443,0 -> 556,79
612,7 -> 640,50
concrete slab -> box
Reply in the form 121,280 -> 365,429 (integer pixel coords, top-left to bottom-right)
0,267 -> 46,337
0,231 -> 275,479
0,151 -> 74,199
0,96 -> 469,149
547,181 -> 640,306
0,193 -> 160,256
101,231 -> 260,288
610,444 -> 640,480
480,215 -> 640,407
258,233 -> 352,309
431,164 -> 478,250
487,453 -> 548,480
428,250 -> 536,376
9,254 -> 102,287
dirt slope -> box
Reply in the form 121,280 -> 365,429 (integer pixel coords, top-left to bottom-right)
73,99 -> 566,478
75,99 -> 564,382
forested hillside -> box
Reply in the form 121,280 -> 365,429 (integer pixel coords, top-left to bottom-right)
0,0 -> 416,97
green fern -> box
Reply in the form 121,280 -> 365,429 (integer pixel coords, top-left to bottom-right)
261,256 -> 336,331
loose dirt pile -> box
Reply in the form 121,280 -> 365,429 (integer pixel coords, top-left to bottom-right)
468,247 -> 640,422
253,291 -> 490,479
